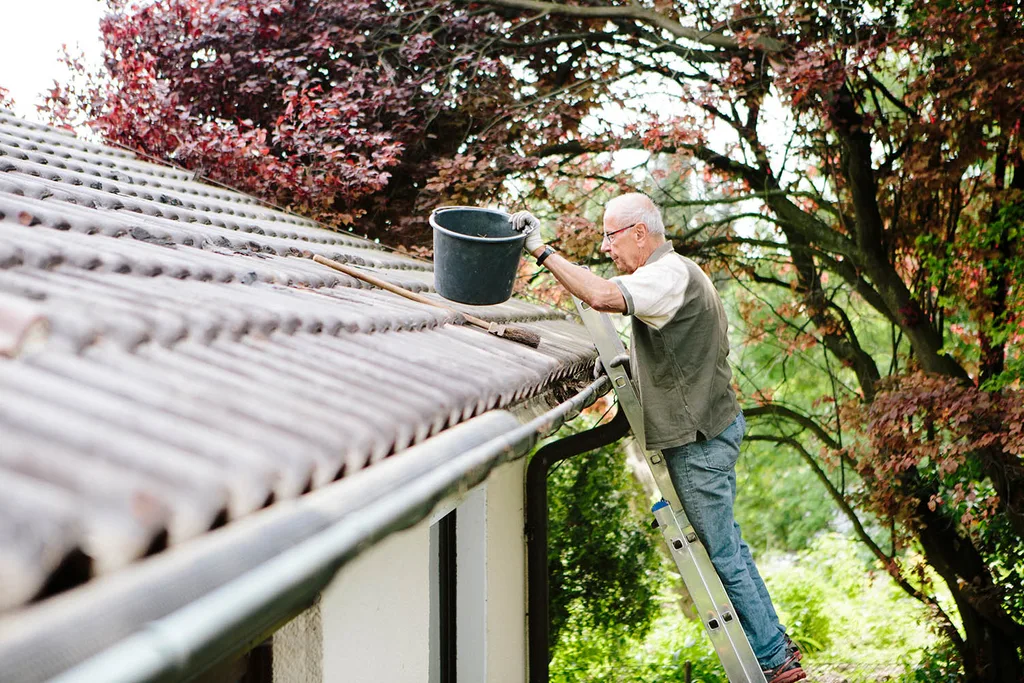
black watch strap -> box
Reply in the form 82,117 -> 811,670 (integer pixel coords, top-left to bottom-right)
535,246 -> 556,266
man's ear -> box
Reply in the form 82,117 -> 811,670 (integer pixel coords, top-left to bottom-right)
633,221 -> 649,242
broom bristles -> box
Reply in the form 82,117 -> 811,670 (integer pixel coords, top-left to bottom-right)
498,326 -> 541,348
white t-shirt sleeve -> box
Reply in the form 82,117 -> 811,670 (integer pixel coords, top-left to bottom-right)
611,255 -> 690,329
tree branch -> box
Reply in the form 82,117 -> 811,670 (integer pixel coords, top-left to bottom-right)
476,0 -> 785,51
686,145 -> 857,258
829,84 -> 969,380
744,403 -> 839,449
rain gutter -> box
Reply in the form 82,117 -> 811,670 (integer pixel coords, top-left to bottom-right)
525,406 -> 630,683
0,376 -> 609,683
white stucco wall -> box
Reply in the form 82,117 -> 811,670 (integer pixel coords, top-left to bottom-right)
272,458 -> 527,683
451,458 -> 528,682
457,486 -> 488,680
272,601 -> 323,682
325,519 -> 433,682
482,458 -> 527,681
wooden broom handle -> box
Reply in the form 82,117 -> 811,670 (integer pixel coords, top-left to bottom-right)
313,255 -> 439,305
311,254 -> 492,328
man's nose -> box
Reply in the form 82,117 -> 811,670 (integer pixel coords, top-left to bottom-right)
600,239 -> 611,253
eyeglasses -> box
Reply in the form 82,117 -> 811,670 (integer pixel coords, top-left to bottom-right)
602,222 -> 640,244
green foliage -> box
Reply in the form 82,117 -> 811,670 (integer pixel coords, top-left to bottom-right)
623,613 -> 730,683
734,438 -> 834,553
766,534 -> 942,666
545,441 -> 662,652
547,613 -> 639,683
901,639 -> 965,683
550,594 -> 728,683
766,563 -> 833,654
551,531 -> 945,681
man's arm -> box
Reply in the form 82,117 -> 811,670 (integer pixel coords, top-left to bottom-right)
528,245 -> 626,313
508,210 -> 626,313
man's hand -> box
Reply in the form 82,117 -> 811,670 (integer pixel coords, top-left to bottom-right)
509,210 -> 545,253
593,353 -> 631,379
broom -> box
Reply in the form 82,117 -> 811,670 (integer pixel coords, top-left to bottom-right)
312,255 -> 541,348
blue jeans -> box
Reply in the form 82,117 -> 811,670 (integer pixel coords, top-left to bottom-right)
662,412 -> 789,668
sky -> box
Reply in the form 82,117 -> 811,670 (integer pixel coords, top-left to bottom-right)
0,0 -> 106,119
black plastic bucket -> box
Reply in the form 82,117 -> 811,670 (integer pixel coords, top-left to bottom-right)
430,206 -> 525,305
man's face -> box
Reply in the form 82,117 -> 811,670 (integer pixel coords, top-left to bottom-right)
600,211 -> 644,273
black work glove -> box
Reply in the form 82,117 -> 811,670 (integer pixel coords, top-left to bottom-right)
593,353 -> 631,380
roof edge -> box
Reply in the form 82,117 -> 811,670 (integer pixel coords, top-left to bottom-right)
0,376 -> 610,682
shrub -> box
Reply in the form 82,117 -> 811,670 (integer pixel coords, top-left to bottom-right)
765,562 -> 833,654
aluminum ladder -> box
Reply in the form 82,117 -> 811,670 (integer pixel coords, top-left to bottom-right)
574,298 -> 767,683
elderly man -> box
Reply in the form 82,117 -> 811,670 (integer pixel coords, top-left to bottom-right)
510,193 -> 805,683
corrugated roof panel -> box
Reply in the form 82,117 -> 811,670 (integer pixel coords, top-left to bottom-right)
0,110 -> 599,614
0,468 -> 88,611
0,429 -> 172,570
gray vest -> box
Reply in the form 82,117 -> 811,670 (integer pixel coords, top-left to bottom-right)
628,243 -> 740,450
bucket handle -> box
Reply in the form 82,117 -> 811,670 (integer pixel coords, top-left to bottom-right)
430,205 -> 511,216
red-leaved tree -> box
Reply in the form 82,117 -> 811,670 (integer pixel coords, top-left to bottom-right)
49,0 -> 545,238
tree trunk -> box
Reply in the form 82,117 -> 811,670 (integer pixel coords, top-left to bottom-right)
914,497 -> 1024,681
953,598 -> 1024,683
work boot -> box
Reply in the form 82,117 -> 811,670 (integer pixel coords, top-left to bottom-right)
762,650 -> 807,683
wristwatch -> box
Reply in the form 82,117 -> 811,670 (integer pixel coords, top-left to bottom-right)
535,246 -> 555,266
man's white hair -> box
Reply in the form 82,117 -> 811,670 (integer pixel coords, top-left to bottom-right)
605,193 -> 665,235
